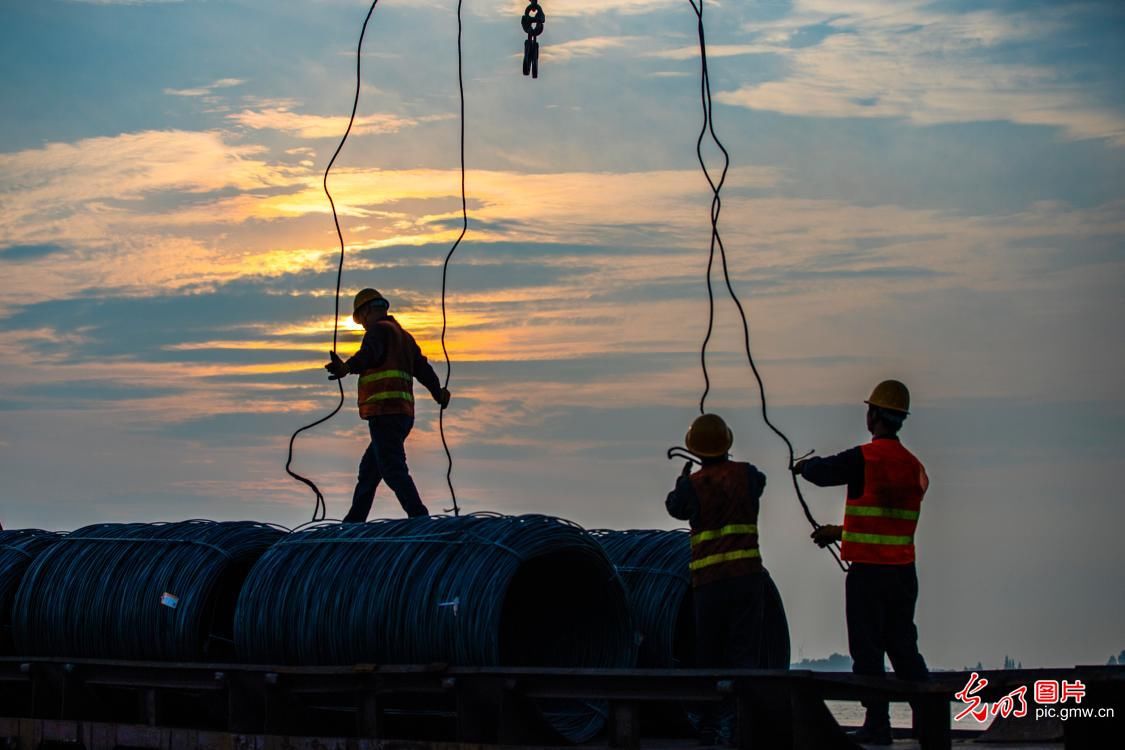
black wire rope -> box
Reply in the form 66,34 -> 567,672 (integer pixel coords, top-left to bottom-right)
438,0 -> 469,515
688,0 -> 846,571
234,514 -> 635,742
285,0 -> 381,522
12,521 -> 286,661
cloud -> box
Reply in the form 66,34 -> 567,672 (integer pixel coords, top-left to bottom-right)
498,0 -> 680,18
0,243 -> 69,262
0,126 -> 763,306
717,1 -> 1125,146
0,129 -> 299,230
540,36 -> 646,63
4,121 -> 1122,327
164,78 -> 246,97
227,107 -> 436,139
69,1 -> 183,5
4,191 -> 1121,397
0,130 -> 320,303
231,165 -> 784,244
648,43 -> 785,61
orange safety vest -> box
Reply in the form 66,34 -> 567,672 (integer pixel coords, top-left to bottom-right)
688,461 -> 762,587
841,439 -> 929,565
356,318 -> 419,419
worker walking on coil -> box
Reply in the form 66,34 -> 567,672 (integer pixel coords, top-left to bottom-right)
325,288 -> 451,521
666,413 -> 766,746
792,379 -> 930,745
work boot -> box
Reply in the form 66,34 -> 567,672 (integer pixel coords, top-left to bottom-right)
847,724 -> 893,745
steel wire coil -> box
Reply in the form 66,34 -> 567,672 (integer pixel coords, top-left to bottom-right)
591,529 -> 693,668
593,529 -> 790,740
234,513 -> 636,742
592,529 -> 791,669
12,520 -> 286,661
0,529 -> 62,654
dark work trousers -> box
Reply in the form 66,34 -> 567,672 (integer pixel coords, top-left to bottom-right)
693,572 -> 766,733
846,562 -> 930,730
344,414 -> 429,522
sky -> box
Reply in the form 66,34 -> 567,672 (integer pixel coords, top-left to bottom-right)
1,0 -> 1123,670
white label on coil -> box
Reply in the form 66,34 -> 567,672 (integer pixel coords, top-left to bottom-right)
438,596 -> 460,616
161,592 -> 179,609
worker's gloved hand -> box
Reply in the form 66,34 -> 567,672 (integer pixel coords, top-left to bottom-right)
790,459 -> 808,476
325,351 -> 348,380
811,524 -> 843,548
437,388 -> 451,409
681,461 -> 693,478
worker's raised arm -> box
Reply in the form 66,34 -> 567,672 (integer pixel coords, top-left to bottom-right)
793,447 -> 863,488
665,469 -> 699,522
344,326 -> 387,374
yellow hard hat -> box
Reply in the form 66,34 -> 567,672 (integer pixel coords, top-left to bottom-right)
352,288 -> 388,323
685,413 -> 733,458
865,379 -> 910,414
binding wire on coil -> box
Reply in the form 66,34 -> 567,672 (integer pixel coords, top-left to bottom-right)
688,0 -> 846,572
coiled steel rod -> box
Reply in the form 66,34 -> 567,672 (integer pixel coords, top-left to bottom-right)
0,529 -> 62,654
12,520 -> 285,661
591,529 -> 692,668
592,529 -> 790,669
235,513 -> 636,742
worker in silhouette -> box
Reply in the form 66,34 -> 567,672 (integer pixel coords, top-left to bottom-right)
325,288 -> 450,521
666,413 -> 766,746
793,380 -> 930,745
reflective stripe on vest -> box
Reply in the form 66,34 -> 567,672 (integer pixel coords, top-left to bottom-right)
690,523 -> 758,546
687,461 -> 762,586
689,548 -> 761,571
358,369 -> 412,386
840,439 -> 926,565
845,506 -> 920,521
363,391 -> 415,404
842,530 -> 914,546
357,317 -> 418,419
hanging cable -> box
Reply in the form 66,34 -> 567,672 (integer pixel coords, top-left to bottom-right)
285,1 -> 381,522
437,0 -> 469,516
690,0 -> 724,419
688,0 -> 846,571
